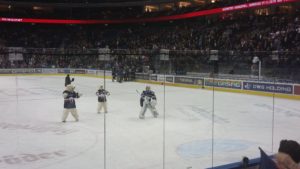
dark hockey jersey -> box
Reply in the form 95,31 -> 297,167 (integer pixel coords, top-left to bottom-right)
96,89 -> 109,102
63,90 -> 80,109
65,75 -> 74,87
65,76 -> 71,87
140,90 -> 156,107
141,90 -> 156,99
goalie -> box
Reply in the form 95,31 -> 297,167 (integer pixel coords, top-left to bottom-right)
139,86 -> 158,119
62,84 -> 82,122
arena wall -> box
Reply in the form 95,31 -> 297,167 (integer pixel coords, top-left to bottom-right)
0,68 -> 300,100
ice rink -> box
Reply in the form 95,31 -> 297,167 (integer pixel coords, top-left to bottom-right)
0,75 -> 299,169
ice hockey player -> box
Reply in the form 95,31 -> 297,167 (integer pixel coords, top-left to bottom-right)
117,67 -> 124,83
139,86 -> 158,119
65,74 -> 74,87
112,66 -> 116,82
96,85 -> 110,114
62,84 -> 82,122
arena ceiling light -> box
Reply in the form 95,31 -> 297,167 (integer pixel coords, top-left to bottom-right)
0,0 -> 298,24
161,3 -> 174,10
193,0 -> 205,5
178,1 -> 191,8
0,4 -> 11,11
33,6 -> 43,10
144,5 -> 159,12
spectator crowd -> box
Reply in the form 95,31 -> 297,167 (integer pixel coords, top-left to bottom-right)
0,10 -> 300,81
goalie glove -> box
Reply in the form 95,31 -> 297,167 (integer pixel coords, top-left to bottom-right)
150,99 -> 157,107
76,93 -> 82,98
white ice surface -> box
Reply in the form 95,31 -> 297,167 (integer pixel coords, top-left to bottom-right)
0,75 -> 299,169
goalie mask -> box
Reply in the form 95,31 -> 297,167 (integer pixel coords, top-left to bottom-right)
146,86 -> 151,91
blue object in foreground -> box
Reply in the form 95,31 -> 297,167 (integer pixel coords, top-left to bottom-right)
206,147 -> 276,169
259,147 -> 277,169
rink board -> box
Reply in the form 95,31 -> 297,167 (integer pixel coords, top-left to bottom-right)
0,72 -> 300,100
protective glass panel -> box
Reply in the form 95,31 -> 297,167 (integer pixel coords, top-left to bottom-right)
163,50 -> 214,168
212,51 -> 274,167
1,48 -> 299,169
272,51 -> 300,162
104,50 -> 164,169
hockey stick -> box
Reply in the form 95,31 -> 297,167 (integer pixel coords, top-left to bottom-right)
136,90 -> 140,95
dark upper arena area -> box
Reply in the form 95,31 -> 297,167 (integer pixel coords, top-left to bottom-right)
0,0 -> 264,19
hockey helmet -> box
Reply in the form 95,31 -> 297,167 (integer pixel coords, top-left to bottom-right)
146,86 -> 151,91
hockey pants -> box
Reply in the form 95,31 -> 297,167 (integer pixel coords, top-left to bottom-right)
139,104 -> 158,119
97,102 -> 107,113
62,108 -> 79,122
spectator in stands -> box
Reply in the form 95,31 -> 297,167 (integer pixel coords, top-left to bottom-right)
0,10 -> 300,81
112,65 -> 117,82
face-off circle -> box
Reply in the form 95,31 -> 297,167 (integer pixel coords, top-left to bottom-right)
0,122 -> 99,169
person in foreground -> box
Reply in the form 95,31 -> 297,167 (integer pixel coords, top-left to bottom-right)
275,139 -> 300,169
